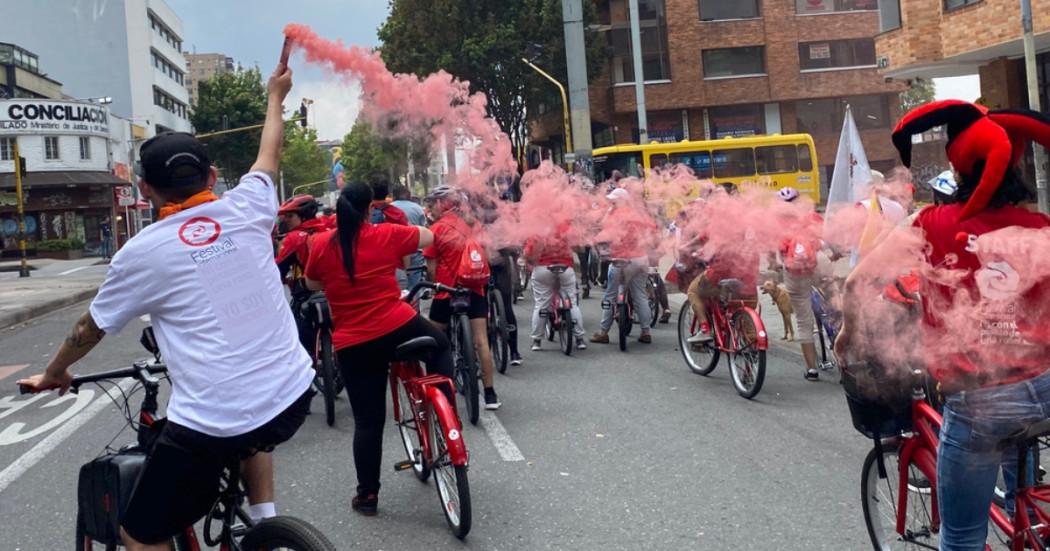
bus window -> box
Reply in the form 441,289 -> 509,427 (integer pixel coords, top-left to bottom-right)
712,148 -> 756,178
756,145 -> 798,175
649,154 -> 669,170
668,151 -> 712,178
593,152 -> 643,182
797,144 -> 814,172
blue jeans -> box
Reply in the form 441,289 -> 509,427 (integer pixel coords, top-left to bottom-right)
938,369 -> 1050,550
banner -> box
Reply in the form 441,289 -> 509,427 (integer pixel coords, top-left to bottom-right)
825,105 -> 872,215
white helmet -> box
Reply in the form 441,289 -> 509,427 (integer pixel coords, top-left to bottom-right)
777,187 -> 800,202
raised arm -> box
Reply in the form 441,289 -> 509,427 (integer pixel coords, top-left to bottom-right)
250,64 -> 293,180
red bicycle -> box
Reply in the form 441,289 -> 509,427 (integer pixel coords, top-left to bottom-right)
677,277 -> 768,399
542,264 -> 576,356
392,282 -> 472,539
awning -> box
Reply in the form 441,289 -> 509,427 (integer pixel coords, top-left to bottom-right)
0,171 -> 131,188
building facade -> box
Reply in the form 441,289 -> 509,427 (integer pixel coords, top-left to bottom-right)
2,0 -> 191,137
529,0 -> 904,193
185,53 -> 235,106
0,43 -> 63,99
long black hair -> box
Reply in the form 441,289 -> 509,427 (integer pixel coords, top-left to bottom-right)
956,160 -> 1035,210
335,181 -> 373,282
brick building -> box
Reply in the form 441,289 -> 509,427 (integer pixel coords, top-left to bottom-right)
185,53 -> 235,106
529,0 -> 905,192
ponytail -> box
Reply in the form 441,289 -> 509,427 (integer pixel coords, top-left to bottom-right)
335,181 -> 374,282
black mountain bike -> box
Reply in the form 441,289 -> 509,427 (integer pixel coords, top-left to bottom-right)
19,328 -> 334,551
303,293 -> 344,427
446,286 -> 483,425
486,276 -> 510,375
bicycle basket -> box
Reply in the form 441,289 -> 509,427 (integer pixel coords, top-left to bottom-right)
77,448 -> 148,544
840,360 -> 914,440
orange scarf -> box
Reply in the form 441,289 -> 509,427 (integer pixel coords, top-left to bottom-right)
157,190 -> 219,220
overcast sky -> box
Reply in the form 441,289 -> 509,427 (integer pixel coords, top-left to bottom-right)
167,0 -> 388,141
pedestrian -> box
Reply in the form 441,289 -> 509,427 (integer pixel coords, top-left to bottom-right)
100,217 -> 112,259
391,183 -> 427,291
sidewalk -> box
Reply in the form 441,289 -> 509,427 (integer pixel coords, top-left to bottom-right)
0,258 -> 106,330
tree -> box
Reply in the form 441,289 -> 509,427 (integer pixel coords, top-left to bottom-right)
377,0 -> 605,165
281,125 -> 329,197
341,121 -> 406,183
190,68 -> 267,184
900,78 -> 937,113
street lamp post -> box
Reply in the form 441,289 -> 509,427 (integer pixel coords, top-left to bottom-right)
12,141 -> 29,278
1021,0 -> 1050,214
521,58 -> 573,165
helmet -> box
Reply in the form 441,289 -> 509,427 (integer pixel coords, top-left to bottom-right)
606,187 -> 630,202
278,194 -> 319,219
928,170 -> 958,197
777,187 -> 800,202
424,185 -> 461,204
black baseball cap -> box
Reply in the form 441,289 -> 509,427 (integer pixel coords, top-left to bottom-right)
137,132 -> 211,188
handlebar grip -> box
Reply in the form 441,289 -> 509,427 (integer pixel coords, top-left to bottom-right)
18,383 -> 34,395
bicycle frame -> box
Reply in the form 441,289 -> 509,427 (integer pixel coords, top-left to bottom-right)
700,297 -> 769,354
389,360 -> 469,468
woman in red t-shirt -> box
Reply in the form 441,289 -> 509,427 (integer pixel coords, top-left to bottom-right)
304,181 -> 452,517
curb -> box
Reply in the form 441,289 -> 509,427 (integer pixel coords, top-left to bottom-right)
666,294 -> 803,359
0,287 -> 99,331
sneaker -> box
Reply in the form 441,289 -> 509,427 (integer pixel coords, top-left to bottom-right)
687,332 -> 713,343
576,338 -> 587,350
352,493 -> 378,516
484,388 -> 502,410
804,369 -> 820,381
531,339 -> 542,351
638,333 -> 652,344
659,311 -> 671,324
590,331 -> 610,344
510,352 -> 523,366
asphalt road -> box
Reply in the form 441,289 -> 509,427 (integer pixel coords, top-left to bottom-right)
0,290 -> 876,550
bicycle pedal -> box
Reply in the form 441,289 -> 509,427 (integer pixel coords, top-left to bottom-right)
393,460 -> 415,471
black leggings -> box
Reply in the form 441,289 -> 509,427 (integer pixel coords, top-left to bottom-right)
492,260 -> 520,355
336,315 -> 454,496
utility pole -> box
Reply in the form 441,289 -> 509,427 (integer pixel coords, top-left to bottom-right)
561,0 -> 593,165
13,141 -> 29,277
627,0 -> 648,144
1022,0 -> 1049,214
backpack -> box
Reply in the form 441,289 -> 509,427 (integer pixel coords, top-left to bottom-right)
370,205 -> 388,225
783,238 -> 818,274
455,236 -> 491,288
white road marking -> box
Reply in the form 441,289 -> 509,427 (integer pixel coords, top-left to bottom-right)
58,266 -> 90,276
479,411 -> 524,462
0,378 -> 136,495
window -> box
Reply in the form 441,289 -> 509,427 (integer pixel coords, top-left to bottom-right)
669,151 -> 713,178
79,137 -> 91,160
798,144 -> 814,171
709,104 -> 765,138
713,148 -> 756,177
795,0 -> 877,14
849,94 -> 891,130
699,0 -> 759,20
756,145 -> 798,174
879,0 -> 901,30
593,152 -> 643,181
944,0 -> 980,10
0,138 -> 13,161
796,94 -> 891,134
702,47 -> 765,78
605,0 -> 671,83
44,136 -> 59,160
799,38 -> 876,71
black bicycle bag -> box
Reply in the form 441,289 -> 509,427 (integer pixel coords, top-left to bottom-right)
77,448 -> 147,544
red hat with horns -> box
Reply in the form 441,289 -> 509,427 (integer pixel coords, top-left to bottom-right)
891,99 -> 1050,220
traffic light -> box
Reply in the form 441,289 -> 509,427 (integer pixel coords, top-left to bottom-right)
18,156 -> 26,179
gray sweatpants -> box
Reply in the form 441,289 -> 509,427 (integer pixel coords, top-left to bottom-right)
600,257 -> 652,333
530,266 -> 585,339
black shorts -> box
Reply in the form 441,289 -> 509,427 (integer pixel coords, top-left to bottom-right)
429,292 -> 487,324
121,389 -> 314,545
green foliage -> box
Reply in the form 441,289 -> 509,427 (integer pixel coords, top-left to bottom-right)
900,78 -> 937,113
377,0 -> 605,159
340,121 -> 406,183
281,125 -> 330,196
190,68 -> 268,184
37,238 -> 84,251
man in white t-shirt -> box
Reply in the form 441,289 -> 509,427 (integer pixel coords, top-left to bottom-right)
18,64 -> 312,550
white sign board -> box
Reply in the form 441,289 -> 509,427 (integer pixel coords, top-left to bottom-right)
115,186 -> 135,206
0,100 -> 109,137
809,43 -> 832,59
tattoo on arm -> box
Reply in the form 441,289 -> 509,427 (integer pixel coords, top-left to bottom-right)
65,312 -> 106,349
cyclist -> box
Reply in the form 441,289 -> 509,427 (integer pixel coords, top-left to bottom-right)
368,174 -> 408,226
391,183 -> 428,291
839,101 -> 1050,550
303,180 -> 452,518
591,187 -> 657,344
423,185 -> 502,410
524,222 -> 587,351
19,64 -> 313,550
773,186 -> 825,381
275,194 -> 327,353
683,215 -> 761,345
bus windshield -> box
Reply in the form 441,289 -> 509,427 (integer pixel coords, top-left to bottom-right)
593,152 -> 642,182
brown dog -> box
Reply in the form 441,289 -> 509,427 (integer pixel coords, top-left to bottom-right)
761,280 -> 794,341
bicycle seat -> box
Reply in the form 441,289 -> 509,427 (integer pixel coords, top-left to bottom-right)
1001,418 -> 1050,449
394,336 -> 439,363
548,264 -> 568,274
718,278 -> 744,293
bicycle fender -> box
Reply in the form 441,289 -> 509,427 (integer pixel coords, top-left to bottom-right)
425,386 -> 469,467
739,307 -> 769,350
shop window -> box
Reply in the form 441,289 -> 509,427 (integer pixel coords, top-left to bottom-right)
709,104 -> 765,138
0,138 -> 13,161
699,0 -> 759,21
44,136 -> 60,160
703,47 -> 765,79
713,148 -> 756,178
606,0 -> 671,83
79,137 -> 91,160
796,94 -> 890,134
799,38 -> 876,71
795,0 -> 877,14
756,145 -> 798,174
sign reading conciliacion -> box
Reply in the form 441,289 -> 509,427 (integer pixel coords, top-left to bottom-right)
0,100 -> 109,137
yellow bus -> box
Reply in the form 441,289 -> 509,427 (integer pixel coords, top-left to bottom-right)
592,133 -> 821,202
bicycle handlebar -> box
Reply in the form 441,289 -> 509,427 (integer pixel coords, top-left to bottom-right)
405,281 -> 471,303
18,360 -> 168,395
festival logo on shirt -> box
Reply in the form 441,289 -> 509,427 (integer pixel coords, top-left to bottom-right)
178,216 -> 222,247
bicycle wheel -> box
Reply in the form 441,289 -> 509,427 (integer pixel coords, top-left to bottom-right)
429,402 -> 472,539
75,511 -> 197,550
318,330 -> 338,427
488,292 -> 509,375
861,442 -> 939,550
678,304 -> 719,375
396,376 -> 430,482
558,308 -> 573,356
239,516 -> 336,550
617,301 -> 630,352
729,310 -> 766,399
455,315 -> 480,426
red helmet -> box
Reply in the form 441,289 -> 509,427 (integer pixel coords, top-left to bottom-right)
278,195 -> 319,218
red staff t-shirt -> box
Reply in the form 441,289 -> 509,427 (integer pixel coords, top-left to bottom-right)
305,224 -> 421,350
422,211 -> 486,298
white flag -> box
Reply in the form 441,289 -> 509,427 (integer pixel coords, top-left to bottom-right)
825,105 -> 872,215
